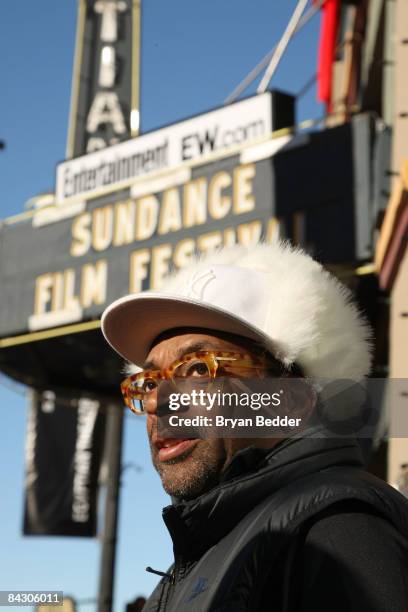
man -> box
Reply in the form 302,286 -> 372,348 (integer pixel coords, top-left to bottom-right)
102,240 -> 408,611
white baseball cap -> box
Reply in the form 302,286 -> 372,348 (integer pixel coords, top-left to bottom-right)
101,240 -> 373,379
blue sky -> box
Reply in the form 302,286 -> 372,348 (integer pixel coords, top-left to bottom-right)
0,1 -> 322,609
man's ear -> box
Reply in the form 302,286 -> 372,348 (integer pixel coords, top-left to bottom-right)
278,377 -> 318,425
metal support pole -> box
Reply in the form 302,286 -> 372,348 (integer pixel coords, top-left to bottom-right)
224,0 -> 325,105
257,0 -> 309,94
98,403 -> 124,612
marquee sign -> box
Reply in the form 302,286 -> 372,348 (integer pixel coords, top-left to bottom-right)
1,151 -> 283,337
0,115 -> 377,345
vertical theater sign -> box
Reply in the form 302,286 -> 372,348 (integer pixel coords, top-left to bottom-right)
67,0 -> 140,158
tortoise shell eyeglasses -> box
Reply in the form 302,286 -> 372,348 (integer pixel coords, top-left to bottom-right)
120,350 -> 271,414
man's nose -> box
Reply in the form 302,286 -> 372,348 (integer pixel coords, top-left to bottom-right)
143,389 -> 159,415
144,385 -> 173,416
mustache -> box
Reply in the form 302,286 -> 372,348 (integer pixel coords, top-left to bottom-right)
146,399 -> 186,443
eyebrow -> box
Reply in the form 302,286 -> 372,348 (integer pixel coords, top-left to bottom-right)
142,341 -> 227,370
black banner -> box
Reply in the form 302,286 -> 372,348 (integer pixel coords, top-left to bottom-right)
23,389 -> 106,537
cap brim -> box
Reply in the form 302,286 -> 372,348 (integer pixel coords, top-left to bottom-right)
101,293 -> 276,367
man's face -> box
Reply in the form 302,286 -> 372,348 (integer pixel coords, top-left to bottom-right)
144,330 -> 264,501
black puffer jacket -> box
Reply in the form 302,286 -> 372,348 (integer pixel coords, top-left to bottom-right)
143,436 -> 408,611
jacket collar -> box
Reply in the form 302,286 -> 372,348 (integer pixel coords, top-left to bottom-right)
162,435 -> 364,560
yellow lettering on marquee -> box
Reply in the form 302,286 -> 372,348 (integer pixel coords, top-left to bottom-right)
151,244 -> 172,290
129,248 -> 150,293
233,164 -> 255,214
63,268 -> 80,311
158,188 -> 182,235
135,195 -> 159,240
68,162 -> 259,257
70,212 -> 92,257
30,259 -> 113,321
266,217 -> 280,242
113,200 -> 136,246
173,238 -> 195,269
183,178 -> 207,228
237,221 -> 262,246
197,231 -> 223,254
223,227 -> 236,247
33,269 -> 81,316
51,272 -> 64,312
34,273 -> 54,315
81,260 -> 107,308
92,205 -> 114,251
208,172 -> 232,220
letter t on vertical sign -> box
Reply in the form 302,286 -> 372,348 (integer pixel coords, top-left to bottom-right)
66,0 -> 141,159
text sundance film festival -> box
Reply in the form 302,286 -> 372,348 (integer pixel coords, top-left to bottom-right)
29,160 -> 281,332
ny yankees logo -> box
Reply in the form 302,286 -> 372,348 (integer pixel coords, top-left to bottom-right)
185,269 -> 216,300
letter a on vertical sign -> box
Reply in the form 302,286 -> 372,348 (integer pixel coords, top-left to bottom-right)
23,390 -> 106,537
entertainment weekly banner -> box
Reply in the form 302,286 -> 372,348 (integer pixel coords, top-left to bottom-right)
23,390 -> 106,537
56,91 -> 293,205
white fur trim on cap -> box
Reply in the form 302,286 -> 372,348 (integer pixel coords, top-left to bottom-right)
101,240 -> 373,380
